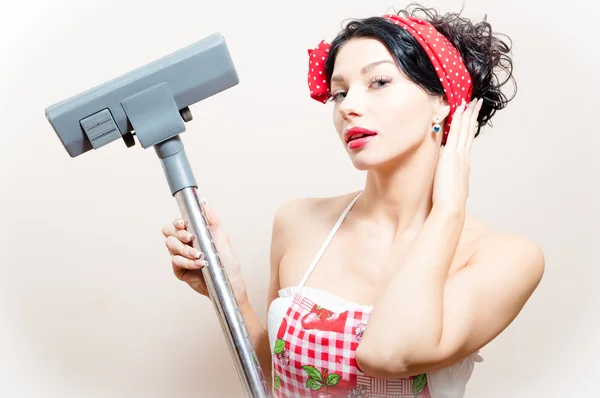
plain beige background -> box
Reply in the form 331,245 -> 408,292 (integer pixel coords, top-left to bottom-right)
1,0 -> 598,397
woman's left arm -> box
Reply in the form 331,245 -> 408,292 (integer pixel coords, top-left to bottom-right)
355,204 -> 545,379
355,99 -> 545,378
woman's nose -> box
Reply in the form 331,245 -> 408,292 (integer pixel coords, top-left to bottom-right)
338,88 -> 364,118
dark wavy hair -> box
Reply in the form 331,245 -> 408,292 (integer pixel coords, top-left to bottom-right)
324,3 -> 516,140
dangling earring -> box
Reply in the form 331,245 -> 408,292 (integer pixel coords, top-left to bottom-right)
433,118 -> 441,134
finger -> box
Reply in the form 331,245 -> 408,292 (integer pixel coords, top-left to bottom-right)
162,218 -> 189,237
172,254 -> 207,272
162,223 -> 177,238
173,218 -> 188,230
466,98 -> 483,150
458,98 -> 477,149
446,99 -> 466,148
176,229 -> 195,245
166,236 -> 204,260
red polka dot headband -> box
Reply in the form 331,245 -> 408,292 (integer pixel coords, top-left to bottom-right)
307,14 -> 473,144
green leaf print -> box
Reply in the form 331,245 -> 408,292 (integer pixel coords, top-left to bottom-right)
413,373 -> 427,397
306,378 -> 324,390
326,373 -> 341,386
274,339 -> 285,354
302,365 -> 342,394
274,374 -> 281,390
302,365 -> 323,381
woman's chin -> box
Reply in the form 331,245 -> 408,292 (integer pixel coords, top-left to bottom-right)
348,156 -> 381,171
348,151 -> 407,172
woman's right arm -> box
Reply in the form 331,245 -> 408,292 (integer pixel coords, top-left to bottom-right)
163,198 -> 296,390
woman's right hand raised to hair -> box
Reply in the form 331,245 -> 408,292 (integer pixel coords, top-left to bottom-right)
162,199 -> 248,303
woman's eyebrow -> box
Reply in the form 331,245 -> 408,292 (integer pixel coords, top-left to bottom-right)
330,60 -> 395,82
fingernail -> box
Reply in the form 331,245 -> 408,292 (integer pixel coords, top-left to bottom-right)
195,259 -> 208,267
200,198 -> 208,205
188,233 -> 194,242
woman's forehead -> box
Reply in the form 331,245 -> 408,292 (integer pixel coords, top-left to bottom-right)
332,38 -> 397,78
336,37 -> 393,60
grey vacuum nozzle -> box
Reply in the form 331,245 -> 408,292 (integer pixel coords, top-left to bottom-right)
45,33 -> 239,158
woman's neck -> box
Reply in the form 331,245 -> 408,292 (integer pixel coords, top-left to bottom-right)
355,145 -> 439,235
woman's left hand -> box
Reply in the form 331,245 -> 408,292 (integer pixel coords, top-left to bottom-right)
432,98 -> 483,213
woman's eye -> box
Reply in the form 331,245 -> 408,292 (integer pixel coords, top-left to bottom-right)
370,76 -> 392,88
329,91 -> 346,102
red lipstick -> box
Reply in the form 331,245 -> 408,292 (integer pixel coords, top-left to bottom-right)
344,127 -> 377,149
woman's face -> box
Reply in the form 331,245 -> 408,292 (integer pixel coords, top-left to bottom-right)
330,37 -> 448,170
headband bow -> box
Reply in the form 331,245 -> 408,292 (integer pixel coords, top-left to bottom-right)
307,14 -> 473,144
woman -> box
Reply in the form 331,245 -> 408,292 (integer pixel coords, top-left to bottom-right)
162,5 -> 544,397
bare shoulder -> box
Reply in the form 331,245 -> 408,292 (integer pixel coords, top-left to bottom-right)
466,215 -> 546,287
270,191 -> 361,254
272,191 -> 360,230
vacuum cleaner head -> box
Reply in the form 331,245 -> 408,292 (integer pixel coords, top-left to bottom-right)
45,33 -> 239,158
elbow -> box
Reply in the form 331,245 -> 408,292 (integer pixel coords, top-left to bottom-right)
355,343 -> 412,379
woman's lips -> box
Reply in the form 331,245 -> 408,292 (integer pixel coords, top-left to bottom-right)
347,135 -> 376,149
344,127 -> 377,143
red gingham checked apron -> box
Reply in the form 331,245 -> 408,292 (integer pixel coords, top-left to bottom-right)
272,192 -> 432,398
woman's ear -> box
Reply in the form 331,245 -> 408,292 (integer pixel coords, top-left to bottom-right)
435,97 -> 451,122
